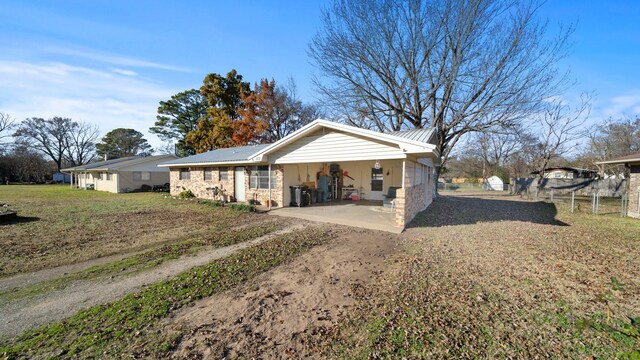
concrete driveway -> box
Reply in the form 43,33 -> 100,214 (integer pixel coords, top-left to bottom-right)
268,200 -> 401,233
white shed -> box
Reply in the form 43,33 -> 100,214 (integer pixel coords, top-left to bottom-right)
485,176 -> 504,191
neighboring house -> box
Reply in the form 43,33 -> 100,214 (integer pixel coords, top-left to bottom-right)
596,153 -> 640,219
532,167 -> 598,179
62,155 -> 177,193
52,172 -> 71,184
158,119 -> 440,227
485,176 -> 504,191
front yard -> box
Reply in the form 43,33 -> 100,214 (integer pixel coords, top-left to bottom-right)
0,186 -> 638,358
0,185 -> 256,276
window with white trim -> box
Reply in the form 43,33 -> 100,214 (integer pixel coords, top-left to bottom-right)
106,173 -> 112,181
249,166 -> 276,189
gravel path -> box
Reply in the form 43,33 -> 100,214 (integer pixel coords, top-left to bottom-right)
0,223 -> 308,340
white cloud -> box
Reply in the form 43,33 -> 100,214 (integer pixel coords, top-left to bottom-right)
0,60 -> 179,148
110,68 -> 137,77
602,93 -> 640,118
43,45 -> 193,73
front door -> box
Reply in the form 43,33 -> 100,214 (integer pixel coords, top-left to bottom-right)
235,167 -> 246,202
370,167 -> 384,200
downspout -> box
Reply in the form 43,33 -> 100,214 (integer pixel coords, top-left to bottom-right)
268,163 -> 272,210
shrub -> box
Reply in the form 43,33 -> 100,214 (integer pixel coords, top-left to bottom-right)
177,189 -> 195,199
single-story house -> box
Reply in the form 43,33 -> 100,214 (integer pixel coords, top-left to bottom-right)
531,167 -> 598,179
485,176 -> 504,191
62,155 -> 176,193
596,153 -> 640,219
158,119 -> 440,228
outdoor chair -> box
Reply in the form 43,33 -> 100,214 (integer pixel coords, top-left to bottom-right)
383,186 -> 400,209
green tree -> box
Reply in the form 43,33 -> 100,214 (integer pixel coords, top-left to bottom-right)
185,70 -> 251,152
149,89 -> 207,157
96,128 -> 153,159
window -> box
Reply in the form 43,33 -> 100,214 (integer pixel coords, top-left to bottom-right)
249,166 -> 276,189
179,168 -> 190,180
219,167 -> 228,181
204,168 -> 213,181
106,173 -> 112,181
133,172 -> 151,181
371,168 -> 383,191
98,173 -> 103,180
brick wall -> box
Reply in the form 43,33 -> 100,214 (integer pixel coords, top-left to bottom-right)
170,167 -> 235,201
169,165 -> 285,206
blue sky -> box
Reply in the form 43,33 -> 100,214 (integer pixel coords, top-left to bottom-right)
1,0 -> 639,148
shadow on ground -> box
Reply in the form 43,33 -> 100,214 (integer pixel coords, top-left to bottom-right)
408,193 -> 569,228
0,216 -> 40,225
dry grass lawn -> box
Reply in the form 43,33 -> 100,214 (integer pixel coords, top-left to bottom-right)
0,185 -> 254,276
321,192 -> 640,358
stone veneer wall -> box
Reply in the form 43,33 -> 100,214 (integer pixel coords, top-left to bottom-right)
245,165 -> 284,207
395,183 -> 430,226
628,165 -> 640,218
169,167 -> 236,201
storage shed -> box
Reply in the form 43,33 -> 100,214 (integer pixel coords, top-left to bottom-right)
485,176 -> 504,191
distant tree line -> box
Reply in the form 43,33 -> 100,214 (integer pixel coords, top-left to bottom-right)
0,111 -> 155,183
443,113 -> 640,182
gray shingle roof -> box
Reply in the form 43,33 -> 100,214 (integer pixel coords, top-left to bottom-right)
389,128 -> 436,143
159,144 -> 270,167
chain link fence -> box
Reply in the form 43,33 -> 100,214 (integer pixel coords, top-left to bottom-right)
512,178 -> 630,216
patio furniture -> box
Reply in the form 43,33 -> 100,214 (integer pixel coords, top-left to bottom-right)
383,186 -> 400,208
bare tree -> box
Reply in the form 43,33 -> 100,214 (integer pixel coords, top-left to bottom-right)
310,0 -> 572,179
0,112 -> 15,153
13,117 -> 99,172
584,116 -> 640,176
529,94 -> 591,181
65,121 -> 99,167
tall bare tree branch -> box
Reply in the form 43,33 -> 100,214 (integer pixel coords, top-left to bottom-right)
310,0 -> 572,180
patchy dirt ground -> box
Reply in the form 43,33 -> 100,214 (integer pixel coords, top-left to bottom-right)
0,223 -> 302,340
151,192 -> 639,358
162,226 -> 402,359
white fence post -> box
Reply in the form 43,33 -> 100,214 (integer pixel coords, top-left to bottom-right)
571,191 -> 575,213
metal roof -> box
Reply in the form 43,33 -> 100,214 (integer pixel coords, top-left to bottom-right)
159,144 -> 270,167
596,152 -> 640,165
62,156 -> 140,171
389,128 -> 436,143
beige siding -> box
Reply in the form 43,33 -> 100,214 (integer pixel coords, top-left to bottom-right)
118,171 -> 169,192
268,130 -> 406,164
281,160 -> 404,205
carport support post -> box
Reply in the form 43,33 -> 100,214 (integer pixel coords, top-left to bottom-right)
268,164 -> 272,210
